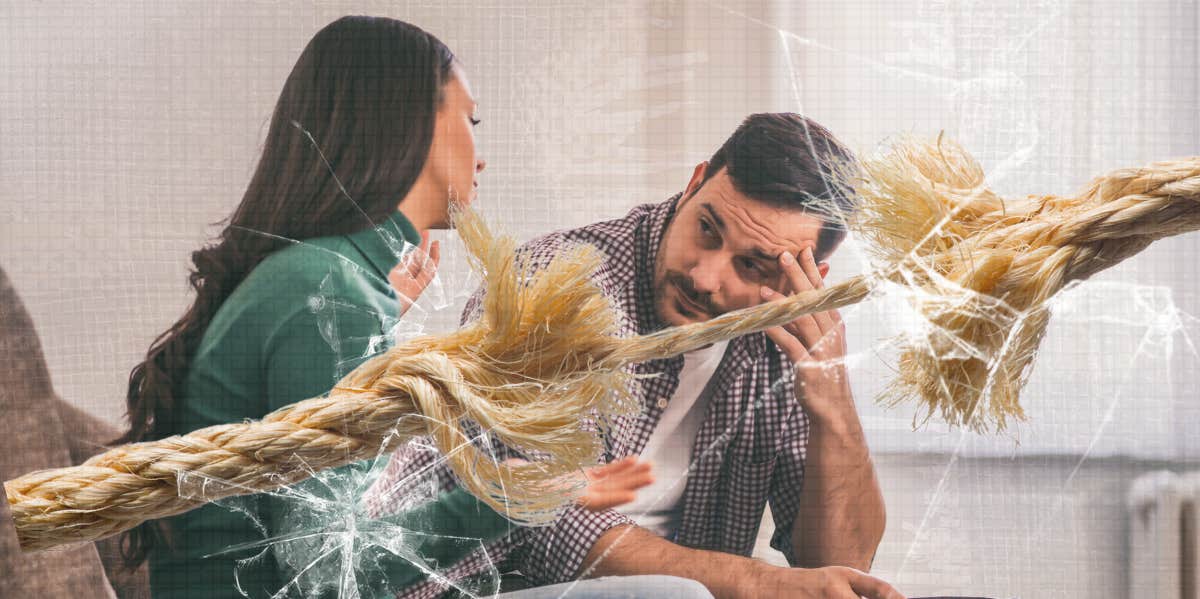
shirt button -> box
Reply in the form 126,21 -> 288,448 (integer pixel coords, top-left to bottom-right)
656,398 -> 668,409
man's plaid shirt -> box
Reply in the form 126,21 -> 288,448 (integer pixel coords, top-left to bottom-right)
370,195 -> 810,598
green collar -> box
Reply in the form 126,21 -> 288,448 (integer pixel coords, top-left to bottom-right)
344,210 -> 422,280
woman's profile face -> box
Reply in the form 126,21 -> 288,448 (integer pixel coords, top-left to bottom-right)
423,65 -> 485,221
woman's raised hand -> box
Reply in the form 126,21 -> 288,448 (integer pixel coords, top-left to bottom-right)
388,231 -> 441,317
577,455 -> 655,511
502,455 -> 655,512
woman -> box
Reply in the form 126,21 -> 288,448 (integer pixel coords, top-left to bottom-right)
118,15 -> 685,599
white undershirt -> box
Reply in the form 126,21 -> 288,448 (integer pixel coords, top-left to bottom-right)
620,340 -> 729,537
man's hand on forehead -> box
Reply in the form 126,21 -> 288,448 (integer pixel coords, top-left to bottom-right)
758,243 -> 819,297
760,247 -> 838,358
758,246 -> 855,422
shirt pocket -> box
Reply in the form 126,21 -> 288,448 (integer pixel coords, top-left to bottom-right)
720,453 -> 778,554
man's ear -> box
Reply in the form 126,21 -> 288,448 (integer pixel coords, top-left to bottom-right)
683,161 -> 709,199
818,261 -> 830,279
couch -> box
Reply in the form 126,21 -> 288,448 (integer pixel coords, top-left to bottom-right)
0,265 -> 150,598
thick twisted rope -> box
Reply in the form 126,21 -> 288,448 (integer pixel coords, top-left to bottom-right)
6,137 -> 1199,552
846,137 -> 1200,430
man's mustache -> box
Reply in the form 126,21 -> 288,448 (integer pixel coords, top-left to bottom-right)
664,271 -> 721,315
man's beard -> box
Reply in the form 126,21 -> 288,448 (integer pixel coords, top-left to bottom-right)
654,268 -> 722,323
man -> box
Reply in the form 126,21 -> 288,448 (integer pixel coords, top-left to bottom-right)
375,113 -> 901,599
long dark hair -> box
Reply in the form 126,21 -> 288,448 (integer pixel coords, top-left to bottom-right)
117,15 -> 456,566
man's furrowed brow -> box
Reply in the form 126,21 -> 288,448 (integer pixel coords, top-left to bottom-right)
701,203 -> 726,230
749,247 -> 778,261
705,202 -> 788,262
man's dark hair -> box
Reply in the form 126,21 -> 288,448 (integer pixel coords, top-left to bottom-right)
699,113 -> 857,260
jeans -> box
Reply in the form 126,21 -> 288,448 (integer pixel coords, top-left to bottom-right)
495,575 -> 713,599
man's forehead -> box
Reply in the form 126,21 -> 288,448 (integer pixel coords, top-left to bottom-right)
702,192 -> 824,256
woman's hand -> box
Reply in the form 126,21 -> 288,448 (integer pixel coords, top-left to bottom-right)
578,456 -> 654,511
503,455 -> 654,512
388,231 -> 440,317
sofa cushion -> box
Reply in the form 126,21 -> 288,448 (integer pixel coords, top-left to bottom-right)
0,265 -> 119,598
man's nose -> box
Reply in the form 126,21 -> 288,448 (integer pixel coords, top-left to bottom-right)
688,254 -> 724,295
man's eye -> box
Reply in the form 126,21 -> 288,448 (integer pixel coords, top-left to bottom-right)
699,219 -> 714,235
741,259 -> 777,281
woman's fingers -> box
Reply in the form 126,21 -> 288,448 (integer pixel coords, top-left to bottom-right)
388,234 -> 441,318
579,457 -> 654,511
590,457 -> 653,490
388,262 -> 413,294
417,229 -> 431,254
429,238 -> 441,269
587,455 -> 636,479
412,238 -> 439,281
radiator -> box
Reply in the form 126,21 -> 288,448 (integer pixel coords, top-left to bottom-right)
1129,471 -> 1200,599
